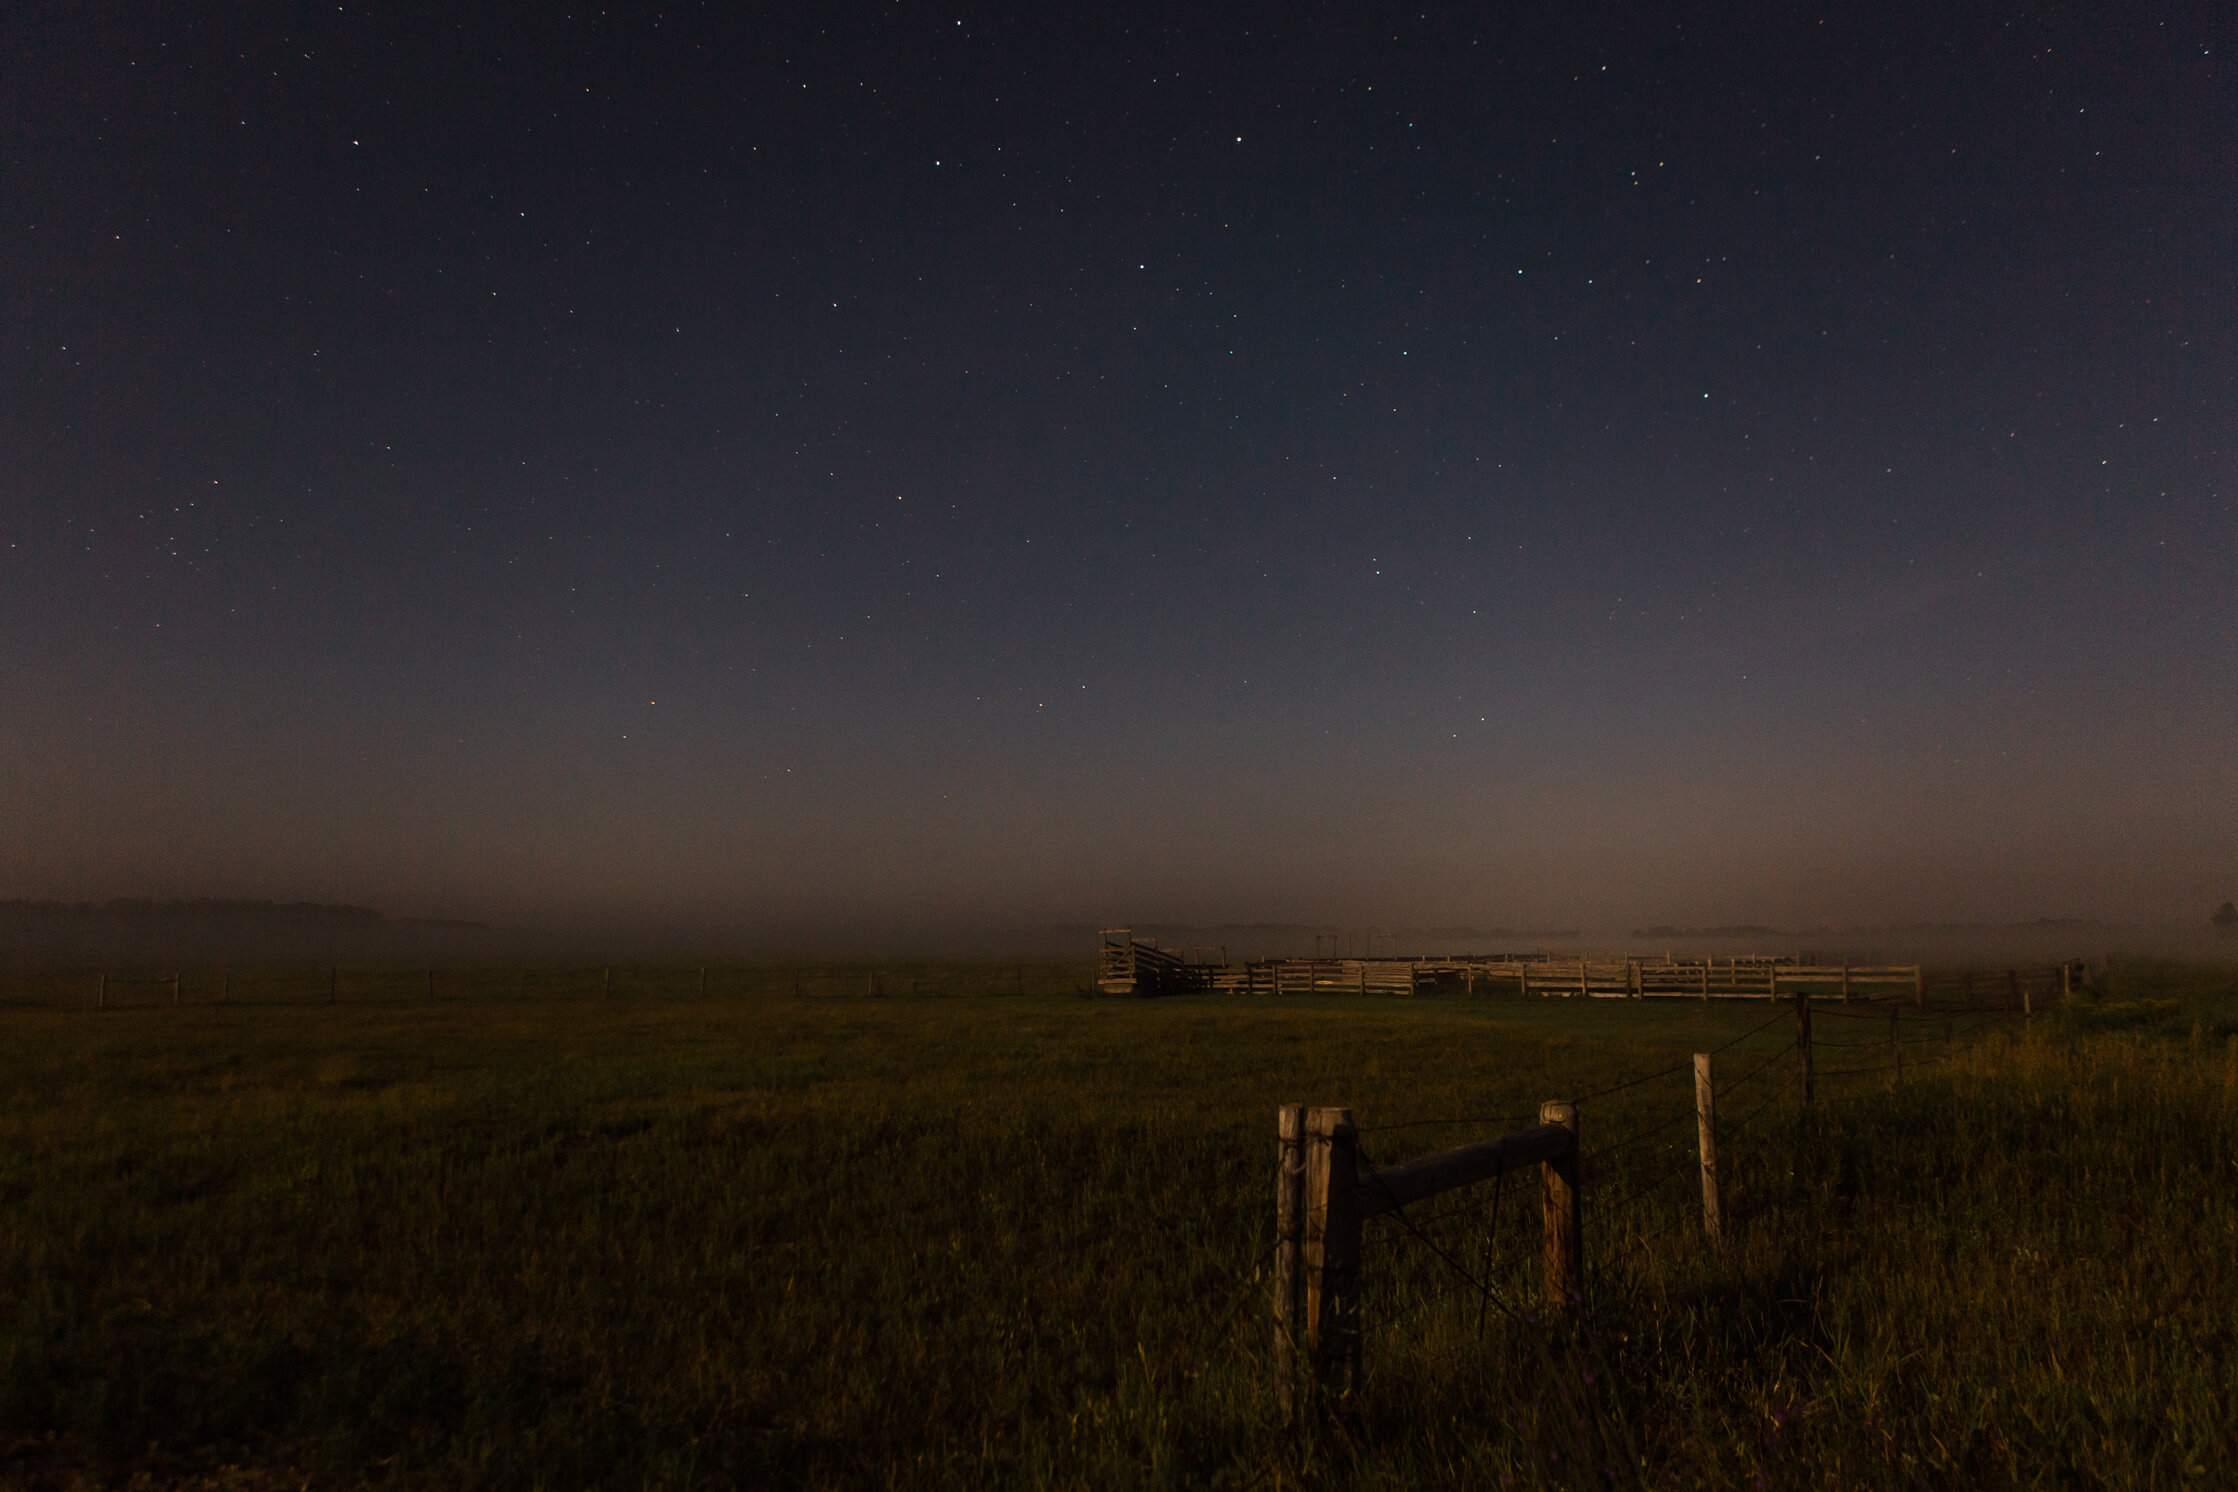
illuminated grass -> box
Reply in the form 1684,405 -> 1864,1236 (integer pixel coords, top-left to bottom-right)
2,961 -> 2233,1487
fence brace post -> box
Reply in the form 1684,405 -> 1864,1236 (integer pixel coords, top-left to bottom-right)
1303,1107 -> 1361,1400
1540,1100 -> 1583,1319
1795,989 -> 1814,1106
1274,1105 -> 1306,1413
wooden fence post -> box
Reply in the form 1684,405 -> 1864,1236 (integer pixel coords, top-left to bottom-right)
700,965 -> 708,997
1840,963 -> 1851,1003
1694,1055 -> 1722,1247
1795,989 -> 1813,1105
1540,1100 -> 1582,1318
1303,1107 -> 1361,1398
604,967 -> 613,997
97,973 -> 106,1009
171,973 -> 181,1006
1915,965 -> 1926,1012
1274,1105 -> 1306,1413
1700,961 -> 1709,1000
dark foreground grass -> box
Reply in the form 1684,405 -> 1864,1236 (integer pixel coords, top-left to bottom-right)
3,960 -> 2235,1489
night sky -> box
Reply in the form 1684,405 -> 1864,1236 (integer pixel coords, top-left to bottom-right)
5,3 -> 2233,946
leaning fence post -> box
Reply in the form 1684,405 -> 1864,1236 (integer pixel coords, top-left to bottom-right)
1540,1100 -> 1583,1318
1694,1055 -> 1722,1247
1795,989 -> 1814,1105
1303,1107 -> 1361,1399
1274,1105 -> 1306,1412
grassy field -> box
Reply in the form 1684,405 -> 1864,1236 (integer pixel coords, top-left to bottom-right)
3,959 -> 2236,1489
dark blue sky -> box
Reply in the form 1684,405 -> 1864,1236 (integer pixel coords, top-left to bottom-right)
5,2 -> 2233,943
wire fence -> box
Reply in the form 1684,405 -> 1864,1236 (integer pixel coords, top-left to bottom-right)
1299,999 -> 2034,1355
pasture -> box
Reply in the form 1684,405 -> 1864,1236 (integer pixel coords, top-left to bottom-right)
2,960 -> 2235,1488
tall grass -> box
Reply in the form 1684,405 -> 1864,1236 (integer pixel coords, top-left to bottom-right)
3,960 -> 2234,1487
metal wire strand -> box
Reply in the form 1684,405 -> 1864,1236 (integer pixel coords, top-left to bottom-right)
1562,1006 -> 1791,1105
1356,1141 -> 1529,1329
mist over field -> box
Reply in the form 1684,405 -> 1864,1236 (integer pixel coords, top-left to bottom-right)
5,896 -> 2227,968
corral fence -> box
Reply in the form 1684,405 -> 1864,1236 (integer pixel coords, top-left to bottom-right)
1265,986 -> 2041,1411
1098,930 -> 2085,1011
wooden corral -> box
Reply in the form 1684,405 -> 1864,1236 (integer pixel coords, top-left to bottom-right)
1097,930 -> 1204,996
1096,934 -> 2086,1006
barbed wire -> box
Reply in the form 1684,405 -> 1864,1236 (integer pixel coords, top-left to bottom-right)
1720,1067 -> 1803,1143
1358,1114 -> 1536,1136
1592,1147 -> 1704,1219
1357,1140 -> 1529,1330
1561,1007 -> 1792,1106
1713,1037 -> 1797,1103
1582,1102 -> 1698,1166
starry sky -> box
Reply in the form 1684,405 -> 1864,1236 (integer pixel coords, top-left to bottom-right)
5,3 -> 2233,947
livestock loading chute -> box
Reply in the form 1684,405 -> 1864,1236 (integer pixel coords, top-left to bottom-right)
1096,929 -> 1206,996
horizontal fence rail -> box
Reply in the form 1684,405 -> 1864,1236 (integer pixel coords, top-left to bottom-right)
1354,1121 -> 1575,1219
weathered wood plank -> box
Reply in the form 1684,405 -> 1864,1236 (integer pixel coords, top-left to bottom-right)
1353,1121 -> 1574,1218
